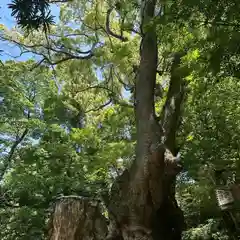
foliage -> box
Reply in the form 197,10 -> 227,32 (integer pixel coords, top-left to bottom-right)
0,59 -> 135,239
183,219 -> 230,240
9,0 -> 54,31
0,0 -> 240,239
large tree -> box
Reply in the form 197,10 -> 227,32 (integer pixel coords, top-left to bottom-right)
1,0 -> 240,239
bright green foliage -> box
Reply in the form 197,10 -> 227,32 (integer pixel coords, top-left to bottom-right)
1,0 -> 240,239
0,58 -> 135,239
182,77 -> 240,174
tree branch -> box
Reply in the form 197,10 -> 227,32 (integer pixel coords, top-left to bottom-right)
78,70 -> 133,109
159,52 -> 187,154
106,8 -> 128,42
50,53 -> 94,65
0,36 -> 95,66
0,128 -> 28,181
77,84 -> 114,94
49,33 -> 92,39
84,99 -> 112,113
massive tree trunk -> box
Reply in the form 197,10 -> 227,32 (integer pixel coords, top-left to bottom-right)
49,0 -> 187,239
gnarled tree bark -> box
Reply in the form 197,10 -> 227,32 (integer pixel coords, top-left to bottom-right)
49,196 -> 108,240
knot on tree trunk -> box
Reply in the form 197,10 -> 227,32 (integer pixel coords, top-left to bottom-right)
49,196 -> 108,240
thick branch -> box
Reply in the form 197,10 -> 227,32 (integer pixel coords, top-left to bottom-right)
159,52 -> 187,154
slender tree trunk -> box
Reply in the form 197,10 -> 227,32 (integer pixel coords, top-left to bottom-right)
49,0 -> 187,239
